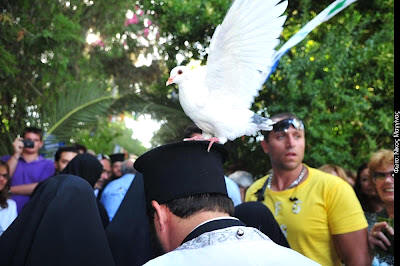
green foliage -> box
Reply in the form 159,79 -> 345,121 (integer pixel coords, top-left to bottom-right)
142,0 -> 230,69
250,0 -> 394,176
0,1 -> 91,154
43,80 -> 117,142
73,118 -> 147,156
0,0 -> 147,155
0,45 -> 18,78
0,0 -> 393,180
134,0 -> 393,178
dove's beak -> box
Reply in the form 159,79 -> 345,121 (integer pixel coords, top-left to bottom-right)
166,77 -> 174,86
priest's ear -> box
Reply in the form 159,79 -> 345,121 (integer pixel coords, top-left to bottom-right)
151,200 -> 169,233
260,140 -> 269,154
151,200 -> 173,252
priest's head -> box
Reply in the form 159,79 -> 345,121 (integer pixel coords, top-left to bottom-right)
134,141 -> 234,252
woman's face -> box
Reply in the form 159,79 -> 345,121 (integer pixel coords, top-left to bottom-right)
372,164 -> 394,204
360,168 -> 376,196
0,165 -> 9,191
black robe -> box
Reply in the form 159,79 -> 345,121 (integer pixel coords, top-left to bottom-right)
61,153 -> 103,188
61,153 -> 109,227
103,172 -> 156,266
234,201 -> 290,248
0,174 -> 115,266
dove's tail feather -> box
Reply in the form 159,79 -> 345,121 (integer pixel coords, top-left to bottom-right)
252,114 -> 274,131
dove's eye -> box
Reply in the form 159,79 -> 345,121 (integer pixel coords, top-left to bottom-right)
177,70 -> 183,75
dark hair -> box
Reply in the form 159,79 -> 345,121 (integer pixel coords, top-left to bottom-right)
168,193 -> 234,218
262,112 -> 302,141
0,161 -> 11,208
23,127 -> 43,140
74,143 -> 87,153
54,146 -> 79,162
147,193 -> 233,256
149,193 -> 234,219
183,124 -> 202,139
353,163 -> 382,212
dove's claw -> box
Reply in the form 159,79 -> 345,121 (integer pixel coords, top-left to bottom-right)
183,135 -> 219,151
183,135 -> 205,141
207,137 -> 220,152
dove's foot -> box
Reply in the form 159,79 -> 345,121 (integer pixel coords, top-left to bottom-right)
206,137 -> 220,152
183,135 -> 219,152
183,135 -> 205,141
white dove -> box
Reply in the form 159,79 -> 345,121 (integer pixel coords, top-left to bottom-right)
166,0 -> 288,151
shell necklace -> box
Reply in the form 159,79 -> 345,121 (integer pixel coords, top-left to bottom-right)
267,165 -> 306,190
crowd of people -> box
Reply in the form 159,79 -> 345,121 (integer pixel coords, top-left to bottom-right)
0,112 -> 395,266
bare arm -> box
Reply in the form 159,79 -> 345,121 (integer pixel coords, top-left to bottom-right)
332,228 -> 371,266
10,183 -> 39,196
6,136 -> 24,177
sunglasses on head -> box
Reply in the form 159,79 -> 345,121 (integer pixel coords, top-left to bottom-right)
97,154 -> 110,160
372,170 -> 394,180
270,118 -> 305,132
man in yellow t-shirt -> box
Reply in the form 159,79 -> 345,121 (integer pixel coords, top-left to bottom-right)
245,112 -> 370,266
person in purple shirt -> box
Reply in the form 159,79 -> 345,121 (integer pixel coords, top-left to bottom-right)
1,127 -> 55,213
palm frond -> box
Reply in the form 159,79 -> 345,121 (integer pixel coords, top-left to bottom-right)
113,91 -> 187,122
111,91 -> 192,146
43,80 -> 117,143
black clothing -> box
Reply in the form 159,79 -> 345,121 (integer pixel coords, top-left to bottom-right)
134,141 -> 228,206
61,153 -> 109,227
61,153 -> 102,187
0,175 -> 115,266
182,218 -> 245,244
234,201 -> 290,248
109,153 -> 125,164
104,173 -> 155,266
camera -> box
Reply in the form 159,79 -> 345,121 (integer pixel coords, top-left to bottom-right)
23,139 -> 34,148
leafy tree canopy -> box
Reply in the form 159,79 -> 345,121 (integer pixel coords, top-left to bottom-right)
73,115 -> 147,156
0,0 -> 393,179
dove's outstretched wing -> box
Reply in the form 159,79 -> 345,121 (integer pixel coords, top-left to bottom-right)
205,0 -> 287,109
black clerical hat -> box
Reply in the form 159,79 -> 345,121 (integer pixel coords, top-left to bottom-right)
109,153 -> 125,164
134,141 -> 228,205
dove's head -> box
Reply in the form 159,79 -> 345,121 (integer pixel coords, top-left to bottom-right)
166,66 -> 189,86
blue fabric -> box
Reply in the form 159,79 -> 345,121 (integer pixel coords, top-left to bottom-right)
224,176 -> 242,206
100,174 -> 135,221
372,256 -> 389,266
105,172 -> 155,266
